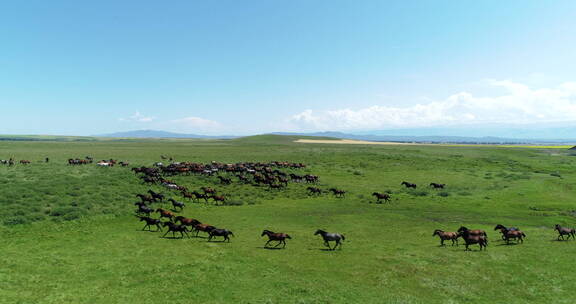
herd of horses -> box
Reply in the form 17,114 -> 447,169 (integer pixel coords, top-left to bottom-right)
3,155 -> 575,252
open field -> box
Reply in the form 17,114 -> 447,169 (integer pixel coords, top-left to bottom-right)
2,135 -> 576,303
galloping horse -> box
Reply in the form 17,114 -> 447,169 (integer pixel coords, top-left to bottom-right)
314,229 -> 345,250
193,223 -> 216,237
162,222 -> 190,238
168,198 -> 185,211
401,181 -> 417,189
208,229 -> 234,242
372,192 -> 391,203
155,208 -> 174,220
458,228 -> 488,251
136,194 -> 154,204
554,224 -> 576,240
457,226 -> 487,238
261,230 -> 291,248
174,216 -> 201,231
138,216 -> 162,232
329,188 -> 346,198
432,229 -> 460,246
494,224 -> 519,240
307,187 -> 322,195
429,183 -> 445,189
502,230 -> 526,244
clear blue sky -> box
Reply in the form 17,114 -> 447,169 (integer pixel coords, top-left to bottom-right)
1,1 -> 576,135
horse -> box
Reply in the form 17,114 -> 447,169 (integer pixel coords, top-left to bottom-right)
314,229 -> 345,250
168,198 -> 185,211
457,226 -> 487,238
155,208 -> 174,220
201,187 -> 216,195
554,224 -> 576,240
493,224 -> 520,240
307,187 -> 322,195
217,176 -> 232,185
208,228 -> 234,242
174,216 -> 201,231
135,205 -> 154,216
210,195 -> 227,205
432,229 -> 459,246
458,228 -> 488,251
136,194 -> 154,204
328,188 -> 346,198
261,230 -> 291,248
193,223 -> 216,237
147,190 -> 164,202
401,181 -> 417,189
138,216 -> 162,232
429,183 -> 445,189
372,192 -> 391,203
162,222 -> 190,238
19,160 -> 31,165
502,230 -> 526,244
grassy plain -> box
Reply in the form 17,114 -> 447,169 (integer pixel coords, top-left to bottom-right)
1,135 -> 576,303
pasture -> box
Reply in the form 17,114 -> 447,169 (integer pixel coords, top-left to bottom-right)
1,135 -> 576,303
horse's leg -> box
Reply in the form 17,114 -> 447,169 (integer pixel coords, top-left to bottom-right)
142,224 -> 148,231
156,224 -> 162,232
264,240 -> 272,247
162,230 -> 170,238
441,239 -> 445,246
282,240 -> 287,248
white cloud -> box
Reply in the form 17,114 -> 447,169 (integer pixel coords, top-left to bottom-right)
286,80 -> 576,131
119,111 -> 154,122
171,116 -> 221,131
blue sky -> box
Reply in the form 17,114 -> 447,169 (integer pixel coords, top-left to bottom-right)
1,1 -> 576,135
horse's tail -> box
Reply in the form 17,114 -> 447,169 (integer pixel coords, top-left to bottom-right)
341,234 -> 345,241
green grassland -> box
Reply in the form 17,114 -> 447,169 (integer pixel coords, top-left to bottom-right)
1,135 -> 576,303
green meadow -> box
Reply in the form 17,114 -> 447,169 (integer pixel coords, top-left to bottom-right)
1,135 -> 576,303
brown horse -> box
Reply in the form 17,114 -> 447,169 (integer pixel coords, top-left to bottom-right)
261,230 -> 291,248
138,216 -> 162,232
193,223 -> 216,237
432,229 -> 459,246
208,228 -> 234,242
329,188 -> 346,198
174,216 -> 201,230
155,208 -> 174,220
307,187 -> 322,195
210,195 -> 227,205
202,187 -> 216,195
459,228 -> 488,251
457,226 -> 487,238
429,183 -> 445,189
502,230 -> 526,244
401,181 -> 417,189
555,224 -> 576,240
136,194 -> 154,204
372,192 -> 391,203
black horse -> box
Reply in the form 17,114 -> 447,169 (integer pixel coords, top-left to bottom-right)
168,198 -> 185,211
162,222 -> 190,238
401,181 -> 417,189
372,192 -> 391,203
208,228 -> 234,242
139,216 -> 162,232
429,183 -> 445,189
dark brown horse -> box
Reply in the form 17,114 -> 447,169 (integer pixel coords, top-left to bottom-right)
139,216 -> 162,231
555,224 -> 576,240
193,223 -> 216,237
372,192 -> 391,203
459,228 -> 488,251
155,208 -> 174,220
307,187 -> 322,195
457,226 -> 487,238
429,183 -> 445,189
401,181 -> 417,189
136,194 -> 154,204
168,198 -> 185,211
208,228 -> 234,242
494,224 -> 520,240
329,188 -> 346,198
162,222 -> 190,238
432,229 -> 459,246
174,216 -> 201,230
502,230 -> 526,244
210,195 -> 227,205
261,230 -> 291,248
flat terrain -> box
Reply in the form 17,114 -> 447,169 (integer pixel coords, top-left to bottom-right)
1,135 -> 576,303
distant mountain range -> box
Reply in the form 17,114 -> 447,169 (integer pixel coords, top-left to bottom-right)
95,129 -> 576,144
97,130 -> 238,139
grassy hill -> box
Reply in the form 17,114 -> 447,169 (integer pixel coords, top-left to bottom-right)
1,136 -> 576,303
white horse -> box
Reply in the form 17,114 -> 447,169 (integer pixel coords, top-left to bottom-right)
314,229 -> 345,250
97,161 -> 111,167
